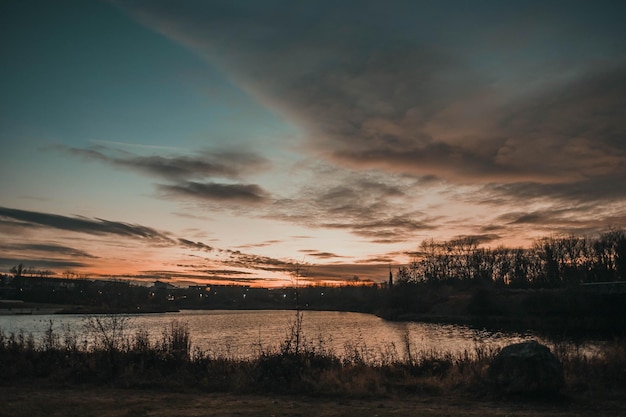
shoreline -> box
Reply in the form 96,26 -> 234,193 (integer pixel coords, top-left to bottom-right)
3,301 -> 625,338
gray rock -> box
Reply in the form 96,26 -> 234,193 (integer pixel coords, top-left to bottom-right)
488,340 -> 564,396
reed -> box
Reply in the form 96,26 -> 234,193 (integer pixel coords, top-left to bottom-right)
1,318 -> 625,400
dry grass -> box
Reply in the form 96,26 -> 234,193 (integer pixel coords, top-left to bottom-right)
3,383 -> 625,417
1,317 -> 626,414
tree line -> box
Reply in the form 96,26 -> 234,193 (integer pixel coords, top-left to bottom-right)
396,229 -> 626,288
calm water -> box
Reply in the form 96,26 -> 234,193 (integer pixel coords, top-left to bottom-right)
0,310 -> 566,361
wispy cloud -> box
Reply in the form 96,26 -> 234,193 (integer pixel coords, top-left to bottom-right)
0,257 -> 89,270
306,263 -> 391,282
0,206 -> 307,281
60,145 -> 269,181
222,251 -> 296,273
136,270 -> 269,285
0,206 -> 173,243
235,240 -> 283,250
299,250 -> 345,260
0,243 -> 99,259
90,139 -> 188,153
59,145 -> 274,204
266,165 -> 439,242
480,174 -> 626,206
178,238 -> 214,252
159,181 -> 269,203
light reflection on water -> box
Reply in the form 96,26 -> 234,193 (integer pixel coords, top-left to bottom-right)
0,310 -> 575,361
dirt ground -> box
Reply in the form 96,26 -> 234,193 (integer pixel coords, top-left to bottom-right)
1,385 -> 625,417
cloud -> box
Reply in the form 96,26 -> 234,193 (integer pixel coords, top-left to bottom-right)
449,234 -> 502,245
321,216 -> 435,240
299,62 -> 626,184
223,252 -> 296,273
235,240 -> 283,250
354,256 -> 395,264
62,146 -> 269,181
159,181 -> 269,203
178,238 -> 214,252
192,269 -> 252,276
108,1 -> 626,252
306,263 -> 391,282
136,270 -> 268,285
495,205 -> 626,236
0,257 -> 89,270
60,145 -> 274,205
0,219 -> 41,234
0,243 -> 99,259
487,67 -> 626,182
265,165 -> 439,242
119,1 -> 626,190
0,206 -> 173,243
481,173 -> 626,205
298,250 -> 345,259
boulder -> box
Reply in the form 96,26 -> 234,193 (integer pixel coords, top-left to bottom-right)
488,340 -> 564,396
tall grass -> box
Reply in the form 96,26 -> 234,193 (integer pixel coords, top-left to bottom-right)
1,317 -> 625,399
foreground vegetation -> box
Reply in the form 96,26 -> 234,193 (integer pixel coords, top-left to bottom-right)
2,317 -> 626,406
6,385 -> 624,417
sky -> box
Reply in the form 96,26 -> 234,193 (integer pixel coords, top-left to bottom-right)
1,0 -> 625,287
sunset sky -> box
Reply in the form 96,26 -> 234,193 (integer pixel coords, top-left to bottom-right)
1,0 -> 625,286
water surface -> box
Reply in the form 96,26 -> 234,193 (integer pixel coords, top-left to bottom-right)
0,310 -> 569,361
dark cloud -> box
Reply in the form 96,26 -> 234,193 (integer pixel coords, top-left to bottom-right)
494,205 -> 626,237
327,66 -> 626,184
0,257 -> 89,270
481,173 -> 626,205
136,270 -> 268,285
159,181 -> 269,203
500,212 -> 550,225
298,250 -> 344,259
223,252 -> 295,273
62,146 -> 269,181
449,234 -> 502,245
0,243 -> 98,259
479,224 -> 507,233
0,219 -> 41,234
321,215 -> 436,241
313,63 -> 626,184
110,1 -> 626,246
193,269 -> 252,276
59,145 -> 273,208
489,67 -> 626,182
265,165 -> 438,242
354,257 -> 395,264
306,263 -> 391,282
0,206 -> 173,243
122,1 -> 626,190
178,238 -> 214,252
235,240 -> 283,250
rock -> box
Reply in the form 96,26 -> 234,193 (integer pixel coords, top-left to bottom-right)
488,340 -> 564,396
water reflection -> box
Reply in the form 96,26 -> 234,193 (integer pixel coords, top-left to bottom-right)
0,310 -> 564,361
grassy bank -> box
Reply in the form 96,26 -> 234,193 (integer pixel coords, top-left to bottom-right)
2,317 -> 626,406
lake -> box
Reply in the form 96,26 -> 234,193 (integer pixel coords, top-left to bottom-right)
0,309 -> 582,362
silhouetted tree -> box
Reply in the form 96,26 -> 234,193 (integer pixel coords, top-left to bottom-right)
10,263 -> 25,279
